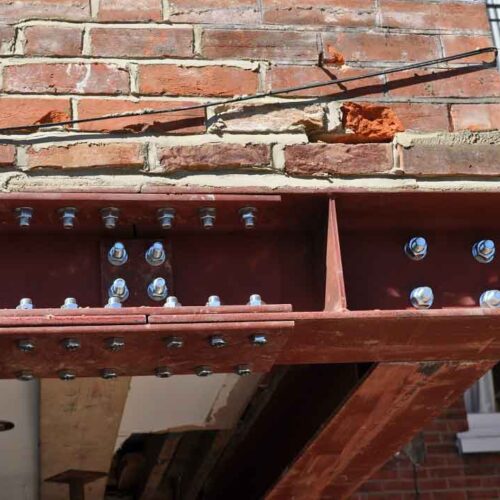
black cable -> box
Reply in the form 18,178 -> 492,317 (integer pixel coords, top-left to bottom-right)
0,47 -> 496,133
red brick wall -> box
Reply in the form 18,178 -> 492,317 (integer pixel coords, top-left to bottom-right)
353,400 -> 500,499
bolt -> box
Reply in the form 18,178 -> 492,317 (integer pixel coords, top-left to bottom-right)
247,294 -> 264,306
58,207 -> 77,230
239,207 -> 257,229
61,297 -> 79,309
108,242 -> 128,266
155,366 -> 173,378
148,277 -> 168,301
206,295 -> 221,307
236,365 -> 252,376
410,286 -> 434,309
145,242 -> 166,266
164,296 -> 182,308
473,239 -> 495,264
109,278 -> 129,303
58,370 -> 76,381
101,207 -> 120,229
404,236 -> 428,261
209,335 -> 227,348
200,207 -> 216,229
480,290 -> 500,308
195,366 -> 213,377
62,338 -> 81,351
15,207 -> 33,228
16,370 -> 34,381
165,336 -> 183,349
17,339 -> 35,352
101,368 -> 118,380
105,297 -> 122,309
250,334 -> 267,346
158,208 -> 176,229
105,337 -> 125,352
16,298 -> 34,310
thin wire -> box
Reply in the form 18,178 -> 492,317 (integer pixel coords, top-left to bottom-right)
0,47 -> 496,133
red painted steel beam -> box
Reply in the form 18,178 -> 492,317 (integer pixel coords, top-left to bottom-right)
264,360 -> 494,500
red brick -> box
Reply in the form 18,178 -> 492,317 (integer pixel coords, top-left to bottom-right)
89,27 -> 192,58
24,25 -> 82,56
97,0 -> 162,21
138,65 -> 258,97
3,63 -> 129,95
169,0 -> 260,24
323,32 -> 440,63
0,0 -> 90,23
0,145 -> 15,166
417,478 -> 448,491
387,68 -> 500,99
26,142 -> 145,170
157,143 -> 271,172
76,98 -> 205,134
0,25 -> 15,54
284,143 -> 392,176
263,0 -> 375,26
0,97 -> 71,131
441,35 -> 495,64
268,65 -> 384,98
390,104 -> 449,132
201,29 -> 319,62
380,0 -> 489,31
399,144 -> 500,177
467,491 -> 500,499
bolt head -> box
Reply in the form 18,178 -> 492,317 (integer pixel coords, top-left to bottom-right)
206,295 -> 221,307
58,207 -> 77,229
16,370 -> 34,381
155,366 -> 173,378
101,368 -> 118,380
158,208 -> 176,229
250,334 -> 268,346
17,298 -> 33,310
239,207 -> 257,229
62,338 -> 81,351
108,242 -> 128,266
15,207 -> 33,228
101,207 -> 120,229
17,339 -> 35,352
105,297 -> 122,309
410,286 -> 434,309
58,370 -> 76,381
405,236 -> 428,261
164,296 -> 182,308
473,240 -> 496,263
109,278 -> 129,303
61,298 -> 79,309
106,337 -> 125,352
145,242 -> 166,266
148,277 -> 168,301
247,294 -> 264,306
236,365 -> 252,376
209,336 -> 227,348
195,366 -> 213,377
165,336 -> 184,349
200,208 -> 216,229
480,290 -> 500,308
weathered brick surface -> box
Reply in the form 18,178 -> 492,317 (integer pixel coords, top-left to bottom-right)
262,0 -> 376,26
389,104 -> 450,132
441,35 -> 495,64
24,25 -> 82,56
138,65 -> 258,97
157,143 -> 271,172
0,24 -> 15,54
0,145 -> 15,166
201,29 -> 320,62
284,144 -> 393,176
169,0 -> 260,24
0,97 -> 71,130
89,27 -> 193,58
0,0 -> 90,23
26,143 -> 145,170
97,0 -> 162,21
399,144 -> 500,177
76,98 -> 205,134
3,63 -> 130,95
451,104 -> 500,132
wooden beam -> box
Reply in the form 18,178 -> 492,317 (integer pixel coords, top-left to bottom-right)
265,361 -> 494,500
40,377 -> 131,500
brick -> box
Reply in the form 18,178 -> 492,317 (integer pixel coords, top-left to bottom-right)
263,0 -> 375,26
201,29 -> 319,62
268,65 -> 384,98
26,142 -> 145,170
24,25 -> 82,56
138,65 -> 258,97
0,0 -> 90,23
89,27 -> 192,58
380,0 -> 489,31
0,145 -> 15,166
441,35 -> 496,64
0,24 -> 15,54
400,144 -> 500,177
387,68 -> 500,99
97,0 -> 162,21
157,143 -> 271,172
322,32 -> 440,63
390,104 -> 449,132
453,104 -> 500,131
284,143 -> 392,176
169,0 -> 260,24
0,97 -> 71,131
76,98 -> 205,134
3,63 -> 129,95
